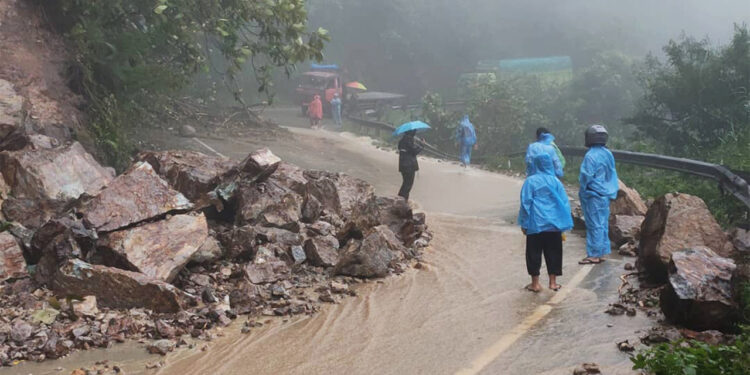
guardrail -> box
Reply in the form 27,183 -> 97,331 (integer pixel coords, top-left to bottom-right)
345,113 -> 750,209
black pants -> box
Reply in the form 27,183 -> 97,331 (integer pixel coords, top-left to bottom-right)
526,231 -> 563,276
398,170 -> 416,200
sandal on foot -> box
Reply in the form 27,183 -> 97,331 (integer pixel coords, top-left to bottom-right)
524,284 -> 541,293
578,257 -> 601,265
550,284 -> 562,291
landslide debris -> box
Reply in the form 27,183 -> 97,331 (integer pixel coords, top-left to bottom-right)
0,122 -> 431,365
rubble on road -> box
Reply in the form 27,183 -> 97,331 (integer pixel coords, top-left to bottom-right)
608,215 -> 643,248
0,143 -> 431,365
610,179 -> 648,216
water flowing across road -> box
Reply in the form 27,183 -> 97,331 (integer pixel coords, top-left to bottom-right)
13,109 -> 651,375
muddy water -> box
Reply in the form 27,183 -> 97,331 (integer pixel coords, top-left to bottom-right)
10,108 -> 650,375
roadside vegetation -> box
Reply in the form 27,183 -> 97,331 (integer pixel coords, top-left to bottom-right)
418,26 -> 750,227
40,0 -> 328,169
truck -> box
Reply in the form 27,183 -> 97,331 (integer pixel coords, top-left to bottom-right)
295,64 -> 406,117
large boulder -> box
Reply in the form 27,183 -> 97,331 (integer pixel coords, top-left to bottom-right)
639,193 -> 734,281
137,150 -> 236,205
335,227 -> 400,278
258,193 -> 302,232
610,180 -> 648,216
609,215 -> 644,248
78,161 -> 193,232
2,196 -> 66,229
52,259 -> 184,313
269,162 -> 308,195
190,235 -> 224,264
305,171 -> 379,236
304,235 -> 340,267
95,214 -> 209,282
0,142 -> 113,201
219,225 -> 257,260
234,180 -> 293,226
0,231 -> 27,281
660,247 -> 737,331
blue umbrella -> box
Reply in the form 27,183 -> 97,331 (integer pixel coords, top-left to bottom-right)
393,121 -> 431,136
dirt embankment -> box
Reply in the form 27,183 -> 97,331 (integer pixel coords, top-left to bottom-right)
0,0 -> 90,147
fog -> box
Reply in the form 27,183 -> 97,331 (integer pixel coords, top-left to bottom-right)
306,0 -> 750,98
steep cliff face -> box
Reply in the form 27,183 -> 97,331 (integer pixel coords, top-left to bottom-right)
0,0 -> 91,147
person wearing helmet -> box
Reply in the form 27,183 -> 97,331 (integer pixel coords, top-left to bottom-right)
525,127 -> 564,177
578,124 -> 619,264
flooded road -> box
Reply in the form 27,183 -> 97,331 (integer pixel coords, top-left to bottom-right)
10,108 -> 650,375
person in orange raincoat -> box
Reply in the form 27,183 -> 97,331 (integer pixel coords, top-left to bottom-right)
307,95 -> 323,129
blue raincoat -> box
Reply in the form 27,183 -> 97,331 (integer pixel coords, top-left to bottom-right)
456,115 -> 476,165
525,133 -> 563,177
518,153 -> 574,235
330,97 -> 342,127
578,145 -> 619,257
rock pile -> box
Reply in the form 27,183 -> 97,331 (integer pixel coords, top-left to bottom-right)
0,109 -> 431,364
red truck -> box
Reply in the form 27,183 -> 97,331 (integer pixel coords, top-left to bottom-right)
295,64 -> 405,116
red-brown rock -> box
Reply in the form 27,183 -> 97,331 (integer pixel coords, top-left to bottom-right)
660,247 -> 737,331
639,193 -> 734,281
0,231 -> 27,281
30,215 -> 97,283
79,161 -> 193,232
96,214 -> 209,282
269,162 -> 308,195
137,150 -> 235,205
235,180 -> 292,226
305,171 -> 379,235
335,229 -> 395,278
240,148 -> 281,181
258,193 -> 302,232
610,180 -> 648,216
609,215 -> 644,248
52,259 -> 184,313
304,236 -> 340,267
0,79 -> 24,141
243,247 -> 290,284
0,142 -> 113,201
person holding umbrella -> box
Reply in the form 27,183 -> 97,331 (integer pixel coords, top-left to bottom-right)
393,121 -> 430,201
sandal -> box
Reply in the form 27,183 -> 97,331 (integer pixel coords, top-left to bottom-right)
549,284 -> 562,291
578,257 -> 601,265
524,284 -> 541,293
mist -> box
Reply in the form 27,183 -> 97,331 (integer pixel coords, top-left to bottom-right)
306,0 -> 750,98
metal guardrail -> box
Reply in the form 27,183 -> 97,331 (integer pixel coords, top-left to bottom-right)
344,113 -> 750,209
559,147 -> 750,209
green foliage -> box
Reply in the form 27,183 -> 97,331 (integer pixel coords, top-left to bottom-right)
43,0 -> 328,168
631,327 -> 750,375
628,25 -> 749,166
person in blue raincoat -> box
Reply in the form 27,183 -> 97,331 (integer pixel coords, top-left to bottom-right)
525,127 -> 563,177
330,93 -> 342,128
518,152 -> 573,292
455,115 -> 477,167
578,124 -> 619,264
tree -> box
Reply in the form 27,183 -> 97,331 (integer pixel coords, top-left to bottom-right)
628,25 -> 750,165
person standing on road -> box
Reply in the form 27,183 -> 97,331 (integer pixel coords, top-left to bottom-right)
578,124 -> 619,265
525,127 -> 564,177
330,93 -> 343,128
398,130 -> 423,200
307,94 -> 323,129
455,115 -> 477,167
518,152 -> 573,292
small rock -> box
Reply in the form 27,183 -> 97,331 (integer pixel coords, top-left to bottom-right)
11,321 -> 33,342
290,245 -> 306,265
147,339 -> 175,355
190,274 -> 212,287
318,291 -> 336,303
330,281 -> 349,294
72,296 -> 99,318
616,339 -> 635,352
202,287 -> 219,304
624,263 -> 634,271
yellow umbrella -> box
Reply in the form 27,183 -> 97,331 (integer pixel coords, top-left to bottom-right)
345,81 -> 367,91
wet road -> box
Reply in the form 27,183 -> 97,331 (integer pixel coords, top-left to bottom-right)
11,108 -> 650,375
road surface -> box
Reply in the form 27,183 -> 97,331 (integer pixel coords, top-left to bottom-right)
13,108 -> 651,375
